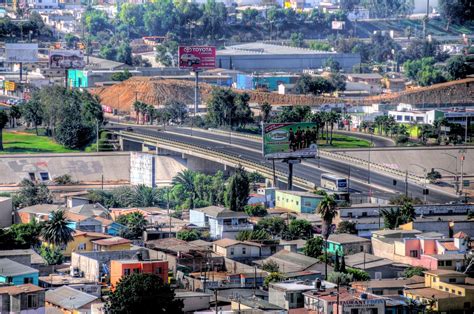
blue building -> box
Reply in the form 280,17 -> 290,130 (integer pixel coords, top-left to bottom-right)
236,74 -> 299,91
0,258 -> 39,285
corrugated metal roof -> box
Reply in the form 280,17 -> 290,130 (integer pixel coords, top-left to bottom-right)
45,286 -> 98,310
0,258 -> 38,277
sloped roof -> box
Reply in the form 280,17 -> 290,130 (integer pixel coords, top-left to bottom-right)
18,204 -> 63,215
0,284 -> 43,295
255,250 -> 319,273
440,242 -> 458,251
453,231 -> 468,239
193,206 -> 249,219
68,203 -> 108,218
91,236 -> 131,246
0,258 -> 38,277
344,253 -> 394,270
328,233 -> 370,244
213,238 -> 240,248
45,286 -> 98,310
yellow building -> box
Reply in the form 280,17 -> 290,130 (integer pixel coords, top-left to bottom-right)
91,236 -> 132,252
44,231 -> 111,257
404,270 -> 474,312
275,190 -> 322,214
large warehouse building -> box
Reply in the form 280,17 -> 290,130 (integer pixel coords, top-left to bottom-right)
216,43 -> 361,73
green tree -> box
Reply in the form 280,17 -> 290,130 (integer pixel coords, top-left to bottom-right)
404,266 -> 427,278
111,69 -> 133,81
324,57 -> 341,72
317,194 -> 337,278
177,229 -> 200,241
117,212 -> 147,240
445,55 -> 469,80
235,229 -> 271,241
128,185 -> 160,207
40,246 -> 63,265
400,201 -> 416,223
336,221 -> 357,234
14,179 -> 52,208
264,272 -> 285,287
40,209 -> 73,247
106,273 -> 183,314
163,99 -> 188,124
64,33 -> 79,49
8,105 -> 21,128
426,170 -> 442,183
21,98 -> 43,135
0,110 -> 8,151
288,219 -> 313,239
260,102 -> 272,123
327,271 -> 353,285
304,236 -> 324,258
290,32 -> 304,47
256,217 -> 287,238
8,221 -> 43,248
380,207 -> 403,229
262,259 -> 280,273
225,166 -> 249,212
346,268 -> 370,281
172,170 -> 197,209
155,40 -> 178,67
244,205 -> 267,217
334,251 -> 340,272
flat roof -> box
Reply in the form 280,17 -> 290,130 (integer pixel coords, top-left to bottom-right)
328,233 -> 370,244
217,43 -> 338,56
277,190 -> 322,198
45,286 -> 98,310
0,284 -> 43,295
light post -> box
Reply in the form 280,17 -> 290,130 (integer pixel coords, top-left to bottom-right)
374,208 -> 381,229
410,163 -> 428,204
459,149 -> 466,195
368,128 -> 374,184
441,152 -> 459,193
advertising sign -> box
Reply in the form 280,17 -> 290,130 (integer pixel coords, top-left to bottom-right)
4,81 -> 16,91
5,43 -> 38,63
130,152 -> 156,187
263,123 -> 318,159
49,50 -> 85,69
178,46 -> 216,70
332,21 -> 345,30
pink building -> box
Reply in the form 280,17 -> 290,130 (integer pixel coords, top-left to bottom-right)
372,230 -> 468,271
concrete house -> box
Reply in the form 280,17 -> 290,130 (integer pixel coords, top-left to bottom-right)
326,234 -> 372,255
0,284 -> 45,314
344,252 -> 408,279
189,206 -> 252,239
212,239 -> 282,259
275,190 -> 323,214
0,258 -> 39,285
0,197 -> 13,227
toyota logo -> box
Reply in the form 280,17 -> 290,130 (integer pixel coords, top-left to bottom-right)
183,47 -> 192,53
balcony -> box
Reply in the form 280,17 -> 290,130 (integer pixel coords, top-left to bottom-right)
221,224 -> 253,232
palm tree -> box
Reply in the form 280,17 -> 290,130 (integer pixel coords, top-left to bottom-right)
133,101 -> 141,124
380,207 -> 403,229
129,185 -> 160,207
400,201 -> 416,223
328,112 -> 341,145
41,209 -> 73,247
310,112 -> 323,141
0,110 -> 8,151
172,170 -> 197,209
260,102 -> 272,123
317,194 -> 337,279
8,105 -> 21,128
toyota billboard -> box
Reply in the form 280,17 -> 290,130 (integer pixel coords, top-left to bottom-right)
49,49 -> 85,69
263,122 -> 318,159
178,46 -> 216,71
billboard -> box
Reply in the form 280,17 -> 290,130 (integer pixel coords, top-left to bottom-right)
5,43 -> 38,63
263,123 -> 318,159
178,46 -> 216,70
49,50 -> 85,69
4,81 -> 16,91
130,152 -> 156,187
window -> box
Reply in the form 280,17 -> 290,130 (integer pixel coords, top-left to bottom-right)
77,243 -> 86,250
404,116 -> 411,121
410,250 -> 418,258
362,212 -> 367,217
452,289 -> 455,293
133,268 -> 140,274
445,288 -> 449,292
155,267 -> 162,274
27,294 -> 38,308
438,261 -> 445,266
348,212 -> 353,218
433,277 -> 437,282
39,172 -> 50,181
7,277 -> 12,283
242,247 -> 246,255
230,248 -> 234,255
23,277 -> 33,284
449,278 -> 456,283
124,268 -> 131,276
446,261 -> 452,266
296,201 -> 299,205
458,291 -> 462,295
396,115 -> 402,121
28,173 -> 36,181
360,246 -> 364,252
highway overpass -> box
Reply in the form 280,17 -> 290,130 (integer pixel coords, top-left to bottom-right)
107,124 -> 460,204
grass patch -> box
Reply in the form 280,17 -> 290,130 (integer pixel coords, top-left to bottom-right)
318,133 -> 371,148
0,130 -> 76,154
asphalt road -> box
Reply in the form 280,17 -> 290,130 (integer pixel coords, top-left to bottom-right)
332,130 -> 395,147
107,124 -> 458,204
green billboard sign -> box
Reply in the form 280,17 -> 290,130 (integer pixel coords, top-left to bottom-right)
263,122 -> 318,159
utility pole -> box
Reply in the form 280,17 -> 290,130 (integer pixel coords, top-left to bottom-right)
423,0 -> 430,38
194,70 -> 200,116
215,289 -> 218,314
368,131 -> 373,184
460,150 -> 465,195
96,118 -> 99,152
272,159 -> 277,188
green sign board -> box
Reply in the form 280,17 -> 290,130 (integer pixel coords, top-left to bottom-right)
263,122 -> 318,159
463,180 -> 470,187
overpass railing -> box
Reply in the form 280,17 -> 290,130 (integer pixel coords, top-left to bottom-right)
118,131 -> 316,190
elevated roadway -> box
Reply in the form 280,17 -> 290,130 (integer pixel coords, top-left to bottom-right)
108,124 -> 459,204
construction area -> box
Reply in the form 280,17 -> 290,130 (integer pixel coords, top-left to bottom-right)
90,76 -> 474,114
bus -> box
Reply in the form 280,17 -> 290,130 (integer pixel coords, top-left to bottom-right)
320,173 -> 348,192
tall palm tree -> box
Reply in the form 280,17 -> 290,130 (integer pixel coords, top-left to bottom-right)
172,170 -> 197,209
129,185 -> 160,207
328,112 -> 341,145
260,102 -> 272,123
133,101 -> 141,124
317,194 -> 337,279
41,209 -> 73,247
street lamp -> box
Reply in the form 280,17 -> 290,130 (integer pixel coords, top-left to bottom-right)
441,152 -> 459,193
368,128 -> 374,184
374,207 -> 381,229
